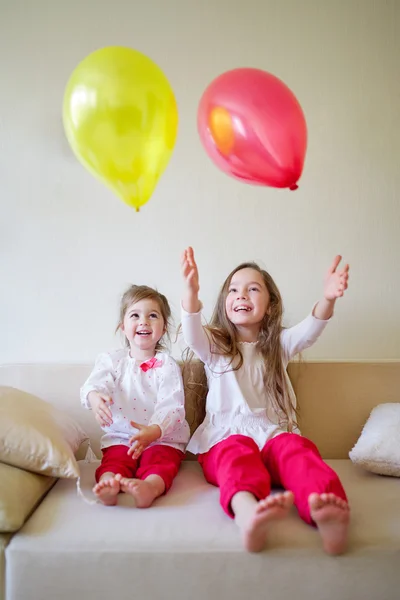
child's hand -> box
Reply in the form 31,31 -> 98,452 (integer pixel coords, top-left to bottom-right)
182,247 -> 200,295
323,255 -> 349,301
87,391 -> 113,427
128,422 -> 162,460
181,247 -> 201,312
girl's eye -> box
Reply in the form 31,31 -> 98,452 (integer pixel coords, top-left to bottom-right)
149,313 -> 158,319
229,288 -> 237,293
130,313 -> 139,318
250,287 -> 259,292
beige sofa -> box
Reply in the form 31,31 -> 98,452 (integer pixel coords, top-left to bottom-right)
1,361 -> 399,600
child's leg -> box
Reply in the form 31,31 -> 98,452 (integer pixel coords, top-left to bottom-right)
119,445 -> 184,508
261,433 -> 350,555
94,445 -> 138,506
199,434 -> 294,552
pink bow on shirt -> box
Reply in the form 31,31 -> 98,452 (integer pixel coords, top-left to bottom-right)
139,357 -> 163,372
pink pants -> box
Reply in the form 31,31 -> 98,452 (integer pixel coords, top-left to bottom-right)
198,433 -> 348,525
96,444 -> 185,493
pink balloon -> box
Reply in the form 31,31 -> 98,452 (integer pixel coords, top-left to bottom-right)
197,68 -> 307,190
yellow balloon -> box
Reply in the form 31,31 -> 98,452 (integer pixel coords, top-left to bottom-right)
63,47 -> 178,211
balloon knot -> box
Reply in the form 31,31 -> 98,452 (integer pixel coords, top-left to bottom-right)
289,183 -> 299,191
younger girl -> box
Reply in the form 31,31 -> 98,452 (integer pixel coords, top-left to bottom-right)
81,285 -> 190,507
181,247 -> 350,554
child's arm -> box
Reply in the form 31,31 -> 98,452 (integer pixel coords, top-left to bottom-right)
128,358 -> 188,459
282,256 -> 349,359
80,353 -> 115,426
181,247 -> 213,364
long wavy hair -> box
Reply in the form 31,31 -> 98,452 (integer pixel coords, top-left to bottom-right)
206,262 -> 297,432
116,285 -> 172,352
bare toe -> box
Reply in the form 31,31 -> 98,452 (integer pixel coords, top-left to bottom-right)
119,477 -> 140,494
309,492 -> 323,510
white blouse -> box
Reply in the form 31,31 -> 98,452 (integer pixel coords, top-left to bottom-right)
181,306 -> 330,454
80,349 -> 190,453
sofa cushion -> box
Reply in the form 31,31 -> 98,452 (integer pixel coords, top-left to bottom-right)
5,460 -> 400,600
0,463 -> 56,533
0,386 -> 88,478
2,362 -> 400,460
349,403 -> 400,476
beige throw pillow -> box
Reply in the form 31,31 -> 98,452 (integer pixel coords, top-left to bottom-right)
349,403 -> 400,476
0,462 -> 56,532
0,386 -> 88,478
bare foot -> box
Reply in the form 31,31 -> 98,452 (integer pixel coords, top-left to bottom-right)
239,491 -> 294,553
93,477 -> 120,506
309,493 -> 350,555
117,476 -> 161,508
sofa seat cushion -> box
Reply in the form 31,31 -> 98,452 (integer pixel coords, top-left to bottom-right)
6,460 -> 400,600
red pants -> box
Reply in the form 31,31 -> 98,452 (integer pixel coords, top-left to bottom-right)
198,433 -> 347,525
96,444 -> 184,493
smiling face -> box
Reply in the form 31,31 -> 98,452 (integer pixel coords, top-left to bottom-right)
225,267 -> 270,334
121,298 -> 165,359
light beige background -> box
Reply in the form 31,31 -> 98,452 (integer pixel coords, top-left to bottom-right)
1,0 -> 399,363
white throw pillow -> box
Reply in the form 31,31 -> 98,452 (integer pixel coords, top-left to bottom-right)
349,403 -> 400,476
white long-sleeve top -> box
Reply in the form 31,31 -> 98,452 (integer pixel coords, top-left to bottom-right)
182,306 -> 330,454
80,349 -> 190,452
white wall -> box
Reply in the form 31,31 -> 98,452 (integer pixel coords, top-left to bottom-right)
1,0 -> 399,363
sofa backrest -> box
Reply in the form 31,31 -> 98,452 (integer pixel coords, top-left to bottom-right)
1,361 -> 399,459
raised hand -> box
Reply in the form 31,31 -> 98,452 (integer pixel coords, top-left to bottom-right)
181,247 -> 199,294
181,246 -> 201,313
324,256 -> 350,301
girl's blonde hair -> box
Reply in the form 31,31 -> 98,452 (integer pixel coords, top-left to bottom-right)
116,285 -> 172,352
207,262 -> 297,432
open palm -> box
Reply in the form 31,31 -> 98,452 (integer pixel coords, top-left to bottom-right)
324,256 -> 350,300
181,247 -> 200,295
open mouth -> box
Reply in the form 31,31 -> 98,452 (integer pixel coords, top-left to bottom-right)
136,331 -> 151,336
234,306 -> 252,313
